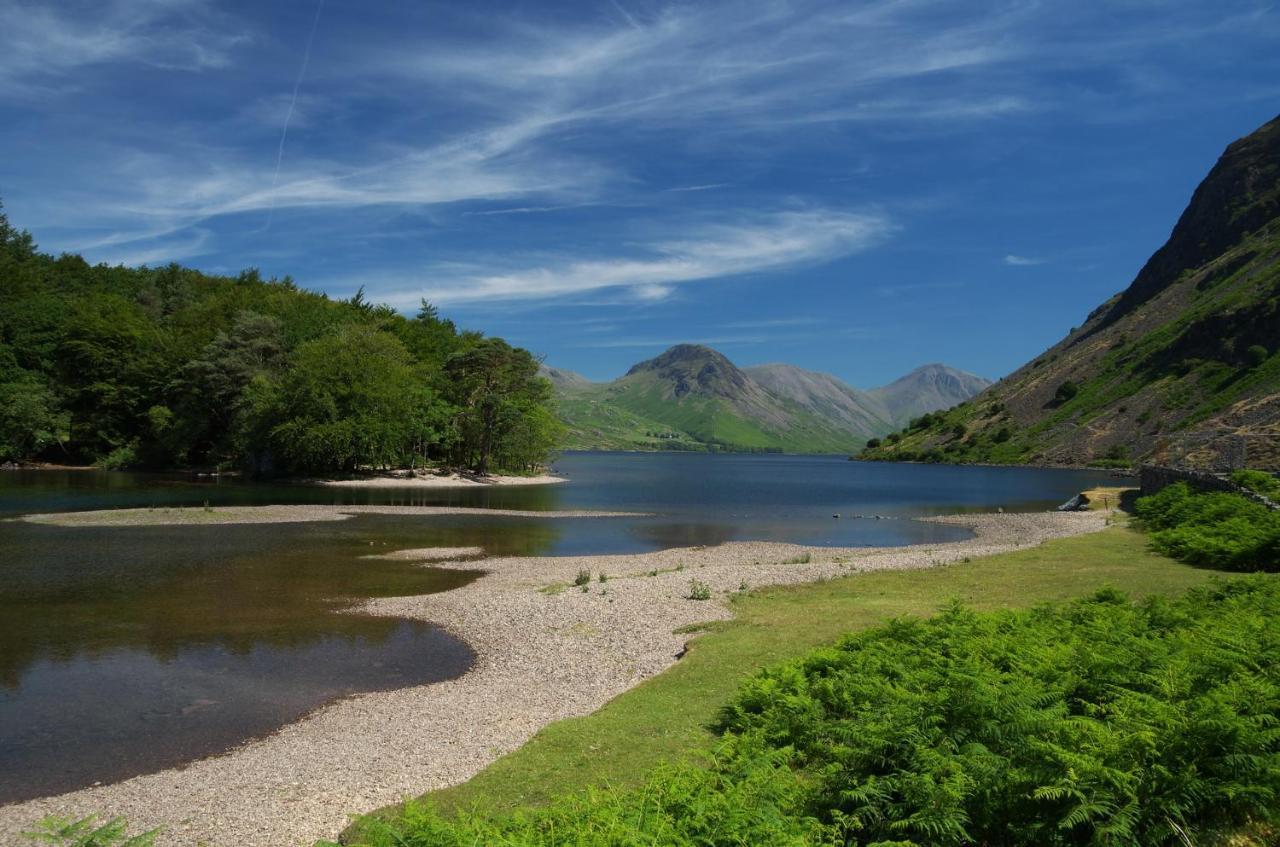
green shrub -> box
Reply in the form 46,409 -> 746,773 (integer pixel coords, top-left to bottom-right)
1135,482 -> 1280,571
349,580 -> 1280,847
687,579 -> 712,601
720,579 -> 1280,846
95,443 -> 139,470
865,437 -> 881,449
573,569 -> 591,587
993,426 -> 1013,443
23,815 -> 158,846
1246,344 -> 1269,367
1234,469 -> 1280,499
1054,380 -> 1079,403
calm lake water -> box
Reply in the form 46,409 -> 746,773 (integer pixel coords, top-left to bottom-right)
0,453 -> 1119,802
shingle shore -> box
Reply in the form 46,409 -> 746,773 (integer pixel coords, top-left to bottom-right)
18,504 -> 644,526
0,510 -> 1107,846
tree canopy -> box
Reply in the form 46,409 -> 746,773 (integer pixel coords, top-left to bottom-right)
0,205 -> 559,474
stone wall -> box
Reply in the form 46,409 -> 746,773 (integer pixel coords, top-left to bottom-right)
1138,464 -> 1280,509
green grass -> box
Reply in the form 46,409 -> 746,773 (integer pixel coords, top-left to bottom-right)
361,525 -> 1219,829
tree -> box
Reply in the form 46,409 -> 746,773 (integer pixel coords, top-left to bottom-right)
178,312 -> 287,466
1246,344 -> 1269,368
0,202 -> 562,472
0,200 -> 35,261
442,338 -> 552,474
265,325 -> 429,472
1054,381 -> 1079,403
0,374 -> 68,462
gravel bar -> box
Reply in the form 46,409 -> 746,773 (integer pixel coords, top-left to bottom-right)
17,504 -> 644,527
0,510 -> 1108,846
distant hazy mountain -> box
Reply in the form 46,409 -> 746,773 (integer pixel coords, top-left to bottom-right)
861,113 -> 1280,469
743,363 -> 894,436
548,344 -> 988,453
538,365 -> 592,391
869,364 -> 994,427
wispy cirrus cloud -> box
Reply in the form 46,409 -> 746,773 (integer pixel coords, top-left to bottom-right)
1003,254 -> 1048,266
24,0 -> 1032,254
4,0 -> 1277,326
371,209 -> 891,307
0,0 -> 247,96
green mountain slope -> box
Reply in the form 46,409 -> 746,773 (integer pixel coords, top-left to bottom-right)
860,113 -> 1280,471
551,346 -> 988,453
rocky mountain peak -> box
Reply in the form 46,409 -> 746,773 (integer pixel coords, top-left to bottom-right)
1105,112 -> 1280,324
625,344 -> 753,399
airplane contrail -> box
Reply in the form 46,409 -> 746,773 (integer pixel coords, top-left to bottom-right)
263,0 -> 326,231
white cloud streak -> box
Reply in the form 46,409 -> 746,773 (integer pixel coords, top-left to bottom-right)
0,0 -> 246,95
1003,254 -> 1048,266
377,209 -> 891,306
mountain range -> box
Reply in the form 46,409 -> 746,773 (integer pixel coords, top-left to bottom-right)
544,345 -> 989,453
861,112 -> 1280,470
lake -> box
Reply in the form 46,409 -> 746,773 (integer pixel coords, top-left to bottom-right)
0,453 -> 1119,802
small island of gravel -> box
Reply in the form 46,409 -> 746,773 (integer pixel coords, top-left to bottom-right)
311,470 -> 566,488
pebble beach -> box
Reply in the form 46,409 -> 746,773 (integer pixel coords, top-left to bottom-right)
0,508 -> 1108,846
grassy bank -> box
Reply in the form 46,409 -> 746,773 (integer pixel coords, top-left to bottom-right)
349,522 -> 1220,837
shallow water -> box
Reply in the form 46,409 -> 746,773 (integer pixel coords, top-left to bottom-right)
0,453 -> 1119,802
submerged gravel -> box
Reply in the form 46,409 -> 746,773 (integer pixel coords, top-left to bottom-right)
0,510 -> 1107,846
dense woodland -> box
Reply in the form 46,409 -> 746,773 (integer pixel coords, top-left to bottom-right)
0,205 -> 560,475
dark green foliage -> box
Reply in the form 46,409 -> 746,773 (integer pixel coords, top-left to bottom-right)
1135,482 -> 1280,571
1054,380 -> 1079,403
1234,469 -> 1280,499
0,208 -> 555,474
347,580 -> 1280,847
909,412 -> 936,430
1247,344 -> 1270,367
0,371 -> 68,462
865,437 -> 881,449
441,338 -> 561,474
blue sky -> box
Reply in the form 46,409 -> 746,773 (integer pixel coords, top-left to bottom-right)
1,1 -> 1277,386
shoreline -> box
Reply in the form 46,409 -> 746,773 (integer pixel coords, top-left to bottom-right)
0,510 -> 1109,846
308,471 -> 566,489
16,504 -> 641,527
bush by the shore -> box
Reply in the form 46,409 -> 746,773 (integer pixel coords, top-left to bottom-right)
1135,482 -> 1280,571
343,577 -> 1280,846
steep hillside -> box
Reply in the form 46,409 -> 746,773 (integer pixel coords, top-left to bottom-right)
860,114 -> 1280,471
553,345 -> 988,453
